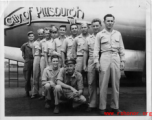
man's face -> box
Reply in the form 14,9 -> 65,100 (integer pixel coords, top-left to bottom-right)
51,27 -> 58,39
104,17 -> 115,30
92,22 -> 101,34
51,58 -> 59,68
66,63 -> 75,74
81,24 -> 88,35
44,30 -> 51,40
38,32 -> 44,40
71,25 -> 78,36
59,27 -> 66,36
28,34 -> 34,41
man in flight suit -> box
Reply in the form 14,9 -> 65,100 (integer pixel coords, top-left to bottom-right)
83,19 -> 102,111
61,24 -> 78,66
31,28 -> 44,99
21,31 -> 35,97
94,14 -> 125,115
53,58 -> 86,114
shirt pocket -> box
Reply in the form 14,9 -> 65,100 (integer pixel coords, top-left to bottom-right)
112,36 -> 120,48
101,37 -> 110,49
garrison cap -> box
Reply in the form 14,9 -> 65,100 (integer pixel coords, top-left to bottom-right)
27,31 -> 34,36
65,58 -> 76,65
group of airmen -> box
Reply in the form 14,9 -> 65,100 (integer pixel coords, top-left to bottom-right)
21,14 -> 125,115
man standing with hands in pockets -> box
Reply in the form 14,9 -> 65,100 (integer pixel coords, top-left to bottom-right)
94,14 -> 125,115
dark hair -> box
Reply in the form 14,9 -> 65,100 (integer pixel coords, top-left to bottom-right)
59,25 -> 67,30
91,18 -> 101,25
51,55 -> 59,61
104,14 -> 115,21
70,24 -> 78,30
27,31 -> 34,36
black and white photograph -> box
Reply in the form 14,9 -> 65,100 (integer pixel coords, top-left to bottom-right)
1,0 -> 152,119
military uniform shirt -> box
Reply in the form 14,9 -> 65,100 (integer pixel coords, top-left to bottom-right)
42,66 -> 60,84
21,42 -> 34,62
54,36 -> 66,54
83,34 -> 96,58
94,29 -> 125,63
56,68 -> 84,90
40,39 -> 47,56
61,36 -> 76,58
44,39 -> 56,56
71,34 -> 90,58
33,40 -> 41,56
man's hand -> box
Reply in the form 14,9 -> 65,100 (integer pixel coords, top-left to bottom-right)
70,87 -> 78,93
83,65 -> 87,72
120,62 -> 125,71
95,62 -> 101,72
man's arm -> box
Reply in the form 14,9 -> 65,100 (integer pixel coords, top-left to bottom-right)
61,39 -> 67,66
44,43 -> 49,66
20,44 -> 25,60
32,43 -> 35,58
119,33 -> 125,70
83,41 -> 88,71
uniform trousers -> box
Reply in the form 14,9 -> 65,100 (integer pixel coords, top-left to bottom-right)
44,81 -> 56,100
54,85 -> 86,107
40,56 -> 46,96
75,56 -> 84,72
87,57 -> 97,108
99,52 -> 121,110
23,59 -> 33,92
32,56 -> 41,96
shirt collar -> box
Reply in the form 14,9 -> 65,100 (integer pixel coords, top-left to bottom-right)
59,35 -> 66,40
102,28 -> 116,34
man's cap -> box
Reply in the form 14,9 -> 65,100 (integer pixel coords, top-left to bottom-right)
65,58 -> 76,65
27,31 -> 34,36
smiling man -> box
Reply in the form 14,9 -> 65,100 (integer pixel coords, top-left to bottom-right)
42,54 -> 60,109
61,24 -> 78,66
94,14 -> 125,115
53,58 -> 86,114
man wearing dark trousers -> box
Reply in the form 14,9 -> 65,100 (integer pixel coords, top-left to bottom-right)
21,31 -> 35,97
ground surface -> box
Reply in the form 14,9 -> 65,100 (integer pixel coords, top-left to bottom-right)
5,67 -> 146,116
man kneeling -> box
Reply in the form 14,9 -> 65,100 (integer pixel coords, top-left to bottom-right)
42,54 -> 60,108
54,58 -> 86,114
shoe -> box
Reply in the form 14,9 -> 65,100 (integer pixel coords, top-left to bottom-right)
38,96 -> 45,100
86,107 -> 92,112
111,108 -> 122,115
99,109 -> 106,116
31,94 -> 39,99
26,91 -> 30,97
45,100 -> 51,109
54,105 -> 59,114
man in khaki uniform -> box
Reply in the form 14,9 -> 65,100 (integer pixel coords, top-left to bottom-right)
42,54 -> 60,108
61,24 -> 78,66
44,26 -> 60,67
54,25 -> 67,67
31,28 -> 44,98
53,58 -> 86,114
94,14 -> 125,115
71,23 -> 90,73
83,19 -> 102,111
39,27 -> 51,99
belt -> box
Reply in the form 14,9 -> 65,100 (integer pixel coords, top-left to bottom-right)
34,55 -> 41,56
102,51 -> 118,55
77,55 -> 83,57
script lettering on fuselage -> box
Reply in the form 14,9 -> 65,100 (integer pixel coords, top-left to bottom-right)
5,7 -> 84,27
